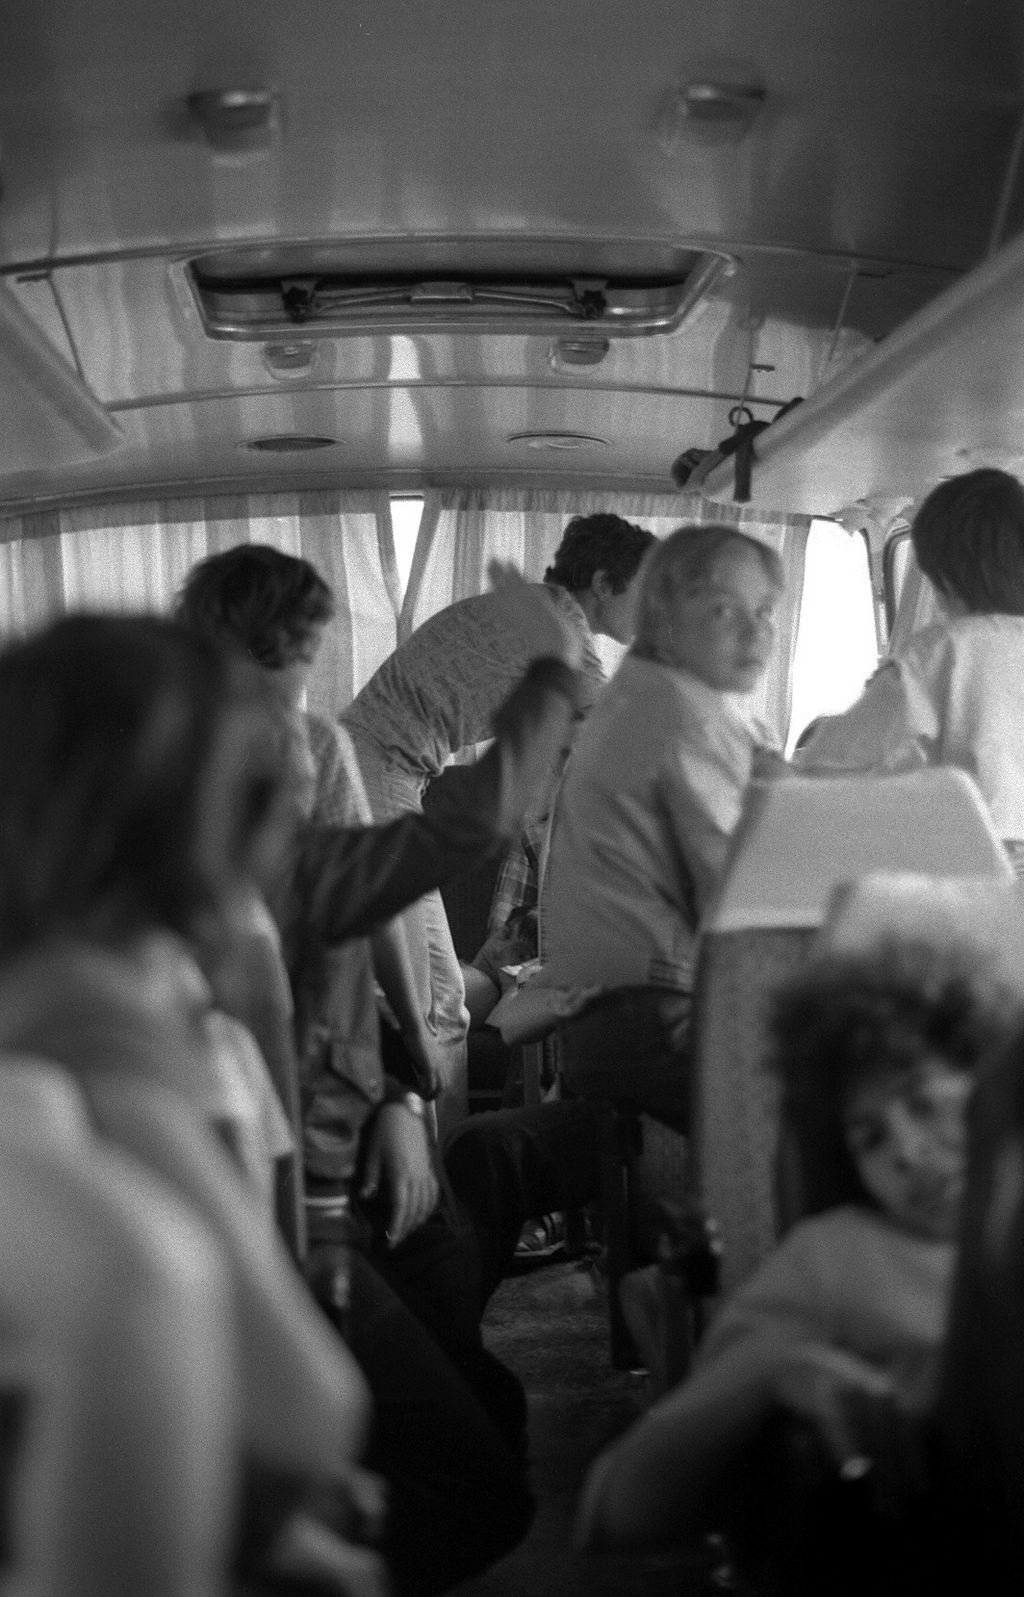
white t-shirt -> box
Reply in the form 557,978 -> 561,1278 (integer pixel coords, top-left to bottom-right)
698,1204 -> 954,1406
796,614 -> 1024,841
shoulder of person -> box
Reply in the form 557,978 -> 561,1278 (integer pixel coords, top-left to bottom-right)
784,1204 -> 930,1267
893,616 -> 971,668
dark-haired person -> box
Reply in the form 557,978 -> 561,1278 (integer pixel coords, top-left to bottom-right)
576,938 -> 1024,1575
795,468 -> 1024,870
0,613 -> 380,1590
340,513 -> 656,1133
175,542 -> 441,1100
0,606 -> 585,1597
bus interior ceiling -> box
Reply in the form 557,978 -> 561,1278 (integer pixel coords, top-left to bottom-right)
1,0 -> 1024,520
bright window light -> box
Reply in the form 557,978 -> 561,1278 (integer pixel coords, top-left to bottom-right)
887,532 -> 912,622
390,496 -> 424,600
787,518 -> 880,754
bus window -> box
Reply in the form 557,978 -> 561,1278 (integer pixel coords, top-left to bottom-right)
390,496 -> 424,602
786,519 -> 878,754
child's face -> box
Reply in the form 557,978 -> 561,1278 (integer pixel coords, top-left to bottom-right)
843,1059 -> 972,1242
668,545 -> 778,693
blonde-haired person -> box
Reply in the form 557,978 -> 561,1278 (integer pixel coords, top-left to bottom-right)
540,523 -> 784,1124
444,526 -> 784,1311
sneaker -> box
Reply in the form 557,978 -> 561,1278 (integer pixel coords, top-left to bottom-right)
513,1212 -> 566,1262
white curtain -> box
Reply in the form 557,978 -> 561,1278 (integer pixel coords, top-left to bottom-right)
887,544 -> 944,658
403,487 -> 811,748
0,491 -> 396,716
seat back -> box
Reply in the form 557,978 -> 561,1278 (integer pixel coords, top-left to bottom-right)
0,1057 -> 235,1597
693,767 -> 1014,1292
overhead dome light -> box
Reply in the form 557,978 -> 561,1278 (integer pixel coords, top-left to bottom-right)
507,431 -> 609,451
548,337 -> 610,371
243,434 -> 338,453
187,86 -> 281,157
655,75 -> 766,151
262,340 -> 319,378
684,81 -> 765,124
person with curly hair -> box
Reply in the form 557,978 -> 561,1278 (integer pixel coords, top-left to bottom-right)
576,938 -> 1024,1566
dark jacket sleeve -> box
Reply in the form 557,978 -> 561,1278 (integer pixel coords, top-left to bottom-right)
289,657 -> 584,946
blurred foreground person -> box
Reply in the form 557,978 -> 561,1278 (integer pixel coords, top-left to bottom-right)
0,613 -> 383,1593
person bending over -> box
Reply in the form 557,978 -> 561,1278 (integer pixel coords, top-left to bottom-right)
340,513 -> 655,1135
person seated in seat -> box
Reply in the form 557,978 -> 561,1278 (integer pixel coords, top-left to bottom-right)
175,542 -> 444,1104
193,566 -> 591,1591
0,608 -> 583,1597
0,613 -> 381,1594
443,525 -> 784,1309
542,522 -> 784,1128
575,938 -> 1023,1575
259,567 -> 590,1383
794,468 -> 1024,874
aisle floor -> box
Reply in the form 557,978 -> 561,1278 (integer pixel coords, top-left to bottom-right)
448,1258 -> 722,1597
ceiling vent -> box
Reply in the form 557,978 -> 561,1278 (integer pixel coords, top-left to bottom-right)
508,431 -> 609,451
180,242 -> 732,341
243,434 -> 338,453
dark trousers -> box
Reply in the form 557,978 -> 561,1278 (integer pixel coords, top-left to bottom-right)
444,1098 -> 603,1309
442,989 -> 693,1315
368,1195 -> 530,1457
557,985 -> 691,1130
316,1246 -> 534,1597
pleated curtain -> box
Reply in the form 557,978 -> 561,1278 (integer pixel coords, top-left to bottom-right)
0,485 -> 812,741
404,487 -> 812,749
0,491 -> 396,718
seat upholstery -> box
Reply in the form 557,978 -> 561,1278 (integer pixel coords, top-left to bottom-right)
693,767 -> 1014,1292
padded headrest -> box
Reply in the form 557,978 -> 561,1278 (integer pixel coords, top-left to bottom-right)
704,766 -> 1013,932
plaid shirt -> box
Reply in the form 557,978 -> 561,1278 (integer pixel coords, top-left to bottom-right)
487,820 -> 545,939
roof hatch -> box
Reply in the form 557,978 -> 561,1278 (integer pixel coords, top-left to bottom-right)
180,241 -> 732,340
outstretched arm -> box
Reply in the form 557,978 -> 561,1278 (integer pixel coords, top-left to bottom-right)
290,655 -> 584,944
